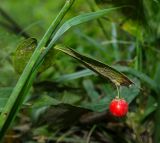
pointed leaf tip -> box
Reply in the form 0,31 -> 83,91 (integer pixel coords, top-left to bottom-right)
55,45 -> 134,87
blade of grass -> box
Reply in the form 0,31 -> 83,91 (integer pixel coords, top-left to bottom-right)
0,0 -> 75,140
112,23 -> 120,60
74,29 -> 105,52
55,69 -> 93,82
0,67 -> 38,139
49,7 -> 121,45
33,7 -> 123,75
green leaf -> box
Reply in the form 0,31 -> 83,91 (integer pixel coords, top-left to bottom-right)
55,46 -> 133,87
0,1 -> 74,140
83,79 -> 99,102
35,7 -> 122,69
13,38 -> 37,74
13,38 -> 55,74
35,103 -> 89,130
50,7 -> 120,44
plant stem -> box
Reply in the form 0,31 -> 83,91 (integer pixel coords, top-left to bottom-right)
0,0 -> 74,141
0,68 -> 38,140
112,23 -> 120,61
116,85 -> 120,98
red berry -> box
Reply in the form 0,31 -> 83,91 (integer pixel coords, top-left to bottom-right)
109,98 -> 128,117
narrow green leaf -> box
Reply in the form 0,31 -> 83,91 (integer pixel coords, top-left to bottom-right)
49,7 -> 120,44
55,46 -> 133,87
34,7 -> 122,70
0,0 -> 75,140
55,69 -> 93,82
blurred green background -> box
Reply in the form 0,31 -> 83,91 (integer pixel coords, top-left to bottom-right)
0,0 -> 160,143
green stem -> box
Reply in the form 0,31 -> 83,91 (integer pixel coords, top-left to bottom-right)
116,85 -> 120,98
0,0 -> 74,141
112,23 -> 120,61
0,68 -> 38,140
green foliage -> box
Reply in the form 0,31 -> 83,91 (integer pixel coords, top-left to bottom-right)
0,0 -> 160,142
13,38 -> 37,74
13,38 -> 56,74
